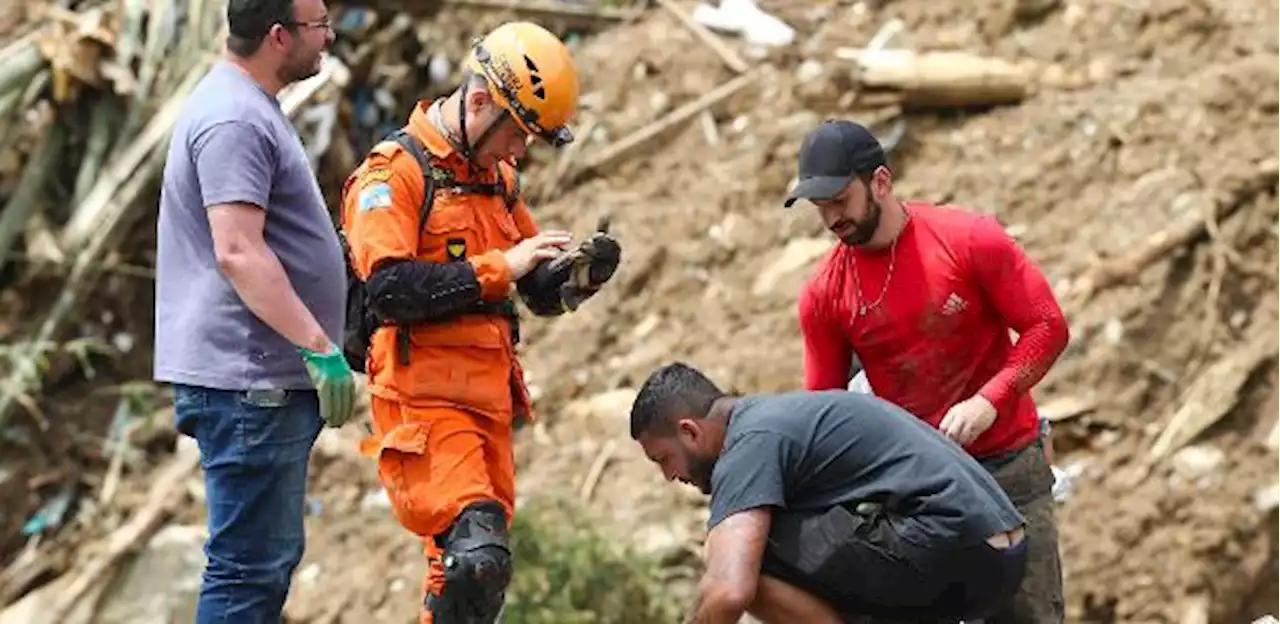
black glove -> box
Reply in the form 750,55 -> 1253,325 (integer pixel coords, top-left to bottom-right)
560,216 -> 621,311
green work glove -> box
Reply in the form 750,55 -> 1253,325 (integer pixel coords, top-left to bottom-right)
299,343 -> 356,428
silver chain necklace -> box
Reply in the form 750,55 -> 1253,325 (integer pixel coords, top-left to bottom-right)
851,210 -> 910,318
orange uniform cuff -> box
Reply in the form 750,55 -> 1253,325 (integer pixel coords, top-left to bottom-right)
469,250 -> 512,299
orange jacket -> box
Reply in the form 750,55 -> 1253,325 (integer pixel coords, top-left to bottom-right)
340,100 -> 538,423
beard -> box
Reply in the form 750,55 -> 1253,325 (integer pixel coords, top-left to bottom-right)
278,48 -> 323,85
836,200 -> 882,246
688,453 -> 718,495
830,185 -> 883,246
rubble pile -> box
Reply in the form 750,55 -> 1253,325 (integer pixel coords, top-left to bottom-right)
0,0 -> 1276,622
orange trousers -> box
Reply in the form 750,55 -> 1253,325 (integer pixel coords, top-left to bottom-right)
361,396 -> 516,624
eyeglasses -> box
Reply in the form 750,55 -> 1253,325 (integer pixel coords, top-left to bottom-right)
282,16 -> 332,31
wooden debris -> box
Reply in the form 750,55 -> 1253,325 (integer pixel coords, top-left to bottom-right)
1038,394 -> 1100,423
370,0 -> 638,24
0,541 -> 63,613
530,117 -> 597,205
34,5 -> 115,102
836,47 -> 1032,109
1147,319 -> 1279,461
44,448 -> 201,624
654,0 -> 749,74
57,66 -> 202,246
579,439 -> 617,502
864,18 -> 905,51
573,70 -> 757,181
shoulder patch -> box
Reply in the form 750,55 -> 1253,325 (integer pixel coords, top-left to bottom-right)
357,182 -> 394,212
361,168 -> 394,186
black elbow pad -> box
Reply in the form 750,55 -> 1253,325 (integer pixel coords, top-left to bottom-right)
366,259 -> 484,324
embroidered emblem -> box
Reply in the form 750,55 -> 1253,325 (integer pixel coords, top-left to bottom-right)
446,237 -> 467,260
357,182 -> 393,212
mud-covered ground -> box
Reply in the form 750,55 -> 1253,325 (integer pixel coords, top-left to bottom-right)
1,0 -> 1276,622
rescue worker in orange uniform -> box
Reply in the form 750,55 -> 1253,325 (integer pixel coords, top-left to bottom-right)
338,22 -> 621,624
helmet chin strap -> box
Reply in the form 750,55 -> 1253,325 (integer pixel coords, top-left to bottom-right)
455,81 -> 508,170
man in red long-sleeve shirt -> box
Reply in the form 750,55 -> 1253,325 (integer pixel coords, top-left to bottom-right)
785,120 -> 1070,623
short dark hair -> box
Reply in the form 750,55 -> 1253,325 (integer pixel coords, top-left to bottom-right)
629,363 -> 726,440
226,0 -> 296,57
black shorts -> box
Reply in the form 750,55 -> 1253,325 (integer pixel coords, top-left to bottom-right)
762,505 -> 1027,622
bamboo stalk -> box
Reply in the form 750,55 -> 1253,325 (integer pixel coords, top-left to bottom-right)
0,52 -> 342,428
0,60 -> 210,429
0,120 -> 65,275
112,0 -> 148,74
0,35 -> 43,97
72,94 -> 123,204
119,0 -> 177,144
174,0 -> 210,76
59,61 -> 201,253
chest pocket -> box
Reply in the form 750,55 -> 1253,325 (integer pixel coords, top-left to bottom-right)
420,187 -> 521,264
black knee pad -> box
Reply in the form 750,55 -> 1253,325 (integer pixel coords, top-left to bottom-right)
425,501 -> 513,623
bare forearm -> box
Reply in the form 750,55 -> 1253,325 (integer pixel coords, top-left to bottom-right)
684,584 -> 749,624
218,244 -> 330,352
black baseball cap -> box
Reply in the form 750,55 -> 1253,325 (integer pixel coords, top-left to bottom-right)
782,120 -> 887,208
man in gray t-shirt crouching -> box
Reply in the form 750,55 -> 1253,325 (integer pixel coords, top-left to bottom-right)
629,363 -> 1028,623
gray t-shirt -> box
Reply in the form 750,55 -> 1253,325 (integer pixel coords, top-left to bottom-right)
707,390 -> 1024,548
153,61 -> 346,391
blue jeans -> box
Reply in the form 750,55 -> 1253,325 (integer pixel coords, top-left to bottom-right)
173,384 -> 323,624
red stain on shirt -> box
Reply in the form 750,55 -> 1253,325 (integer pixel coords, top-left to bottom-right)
798,201 -> 1070,458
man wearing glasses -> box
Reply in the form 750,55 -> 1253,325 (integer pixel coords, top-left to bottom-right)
154,0 -> 351,622
339,21 -> 621,623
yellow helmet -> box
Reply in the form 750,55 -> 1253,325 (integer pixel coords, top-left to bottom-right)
466,22 -> 580,148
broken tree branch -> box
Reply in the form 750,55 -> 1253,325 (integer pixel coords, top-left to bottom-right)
1067,157 -> 1280,307
573,69 -> 757,181
654,0 -> 749,74
1198,190 -> 1228,348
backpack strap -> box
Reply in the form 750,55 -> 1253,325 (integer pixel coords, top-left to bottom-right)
386,128 -> 439,238
384,128 -> 439,367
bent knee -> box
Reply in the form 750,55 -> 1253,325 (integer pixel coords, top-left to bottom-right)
749,575 -> 844,624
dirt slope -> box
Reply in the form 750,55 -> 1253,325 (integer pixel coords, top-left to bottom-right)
505,1 -> 1280,622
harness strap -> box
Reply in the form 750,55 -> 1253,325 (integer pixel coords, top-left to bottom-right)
379,128 -> 521,366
